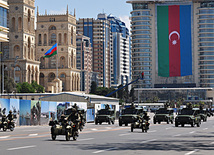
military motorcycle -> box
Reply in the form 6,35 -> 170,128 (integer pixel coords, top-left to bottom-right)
49,119 -> 79,141
131,117 -> 150,133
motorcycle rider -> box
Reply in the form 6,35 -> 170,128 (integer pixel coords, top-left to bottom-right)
59,114 -> 67,127
7,110 -> 14,126
143,112 -> 150,128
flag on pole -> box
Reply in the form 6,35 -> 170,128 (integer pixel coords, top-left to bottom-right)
44,43 -> 57,58
157,5 -> 192,77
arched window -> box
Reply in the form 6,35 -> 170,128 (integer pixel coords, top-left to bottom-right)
18,17 -> 22,31
71,27 -> 73,45
28,9 -> 31,31
40,57 -> 45,68
58,33 -> 62,45
28,37 -> 31,59
38,34 -> 42,45
60,56 -> 65,68
49,26 -> 56,30
51,33 -> 56,45
40,73 -> 45,87
44,34 -> 47,45
64,33 -> 67,45
12,17 -> 15,32
48,73 -> 55,82
14,45 -> 20,58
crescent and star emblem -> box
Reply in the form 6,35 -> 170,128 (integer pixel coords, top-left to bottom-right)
169,31 -> 180,45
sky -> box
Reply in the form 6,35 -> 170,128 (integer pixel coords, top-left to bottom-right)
35,0 -> 132,30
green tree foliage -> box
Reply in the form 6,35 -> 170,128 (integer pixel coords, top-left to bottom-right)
90,81 -> 97,94
16,81 -> 44,93
4,76 -> 16,93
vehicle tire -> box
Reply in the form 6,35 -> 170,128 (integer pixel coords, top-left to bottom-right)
119,121 -> 123,126
153,119 -> 156,124
167,119 -> 169,124
191,122 -> 194,127
10,127 -> 14,131
65,131 -> 70,141
171,120 -> 173,124
73,132 -> 78,141
197,123 -> 200,127
99,122 -> 102,125
125,123 -> 128,126
51,134 -> 56,140
145,126 -> 147,133
158,121 -> 160,124
112,121 -> 114,125
95,120 -> 98,125
131,125 -> 133,132
181,124 -> 184,127
108,120 -> 111,125
142,127 -> 144,133
175,122 -> 178,127
3,126 -> 7,131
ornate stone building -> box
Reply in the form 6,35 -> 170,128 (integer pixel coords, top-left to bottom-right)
36,6 -> 80,92
2,0 -> 80,93
3,0 -> 40,84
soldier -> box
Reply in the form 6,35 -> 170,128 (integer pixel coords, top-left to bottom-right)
130,102 -> 135,108
7,110 -> 13,122
105,104 -> 110,110
143,112 -> 150,122
59,114 -> 67,127
73,103 -> 78,111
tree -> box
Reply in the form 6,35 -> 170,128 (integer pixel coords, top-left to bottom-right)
129,87 -> 135,102
90,81 -> 97,94
16,81 -> 45,93
4,76 -> 16,93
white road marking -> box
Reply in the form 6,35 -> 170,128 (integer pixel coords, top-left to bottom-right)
28,133 -> 38,136
0,136 -> 10,139
185,149 -> 199,155
23,129 -> 38,132
189,131 -> 195,134
140,139 -> 157,144
7,145 -> 36,151
93,147 -> 117,154
91,128 -> 98,131
203,128 -> 208,130
119,133 -> 131,136
173,134 -> 181,137
105,127 -> 112,129
166,127 -> 172,130
148,130 -> 157,133
78,138 -> 94,141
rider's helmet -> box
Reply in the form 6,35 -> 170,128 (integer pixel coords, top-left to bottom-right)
9,110 -> 12,114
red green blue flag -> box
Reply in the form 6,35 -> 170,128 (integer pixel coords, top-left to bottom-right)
157,5 -> 192,77
44,43 -> 57,58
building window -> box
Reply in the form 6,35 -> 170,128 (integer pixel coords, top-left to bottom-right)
0,7 -> 7,27
51,33 -> 56,45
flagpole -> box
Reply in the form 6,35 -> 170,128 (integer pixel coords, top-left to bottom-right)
56,43 -> 58,79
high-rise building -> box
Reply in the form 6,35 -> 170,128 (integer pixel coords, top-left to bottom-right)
76,33 -> 93,93
36,6 -> 80,92
127,0 -> 214,88
77,13 -> 111,88
0,0 -> 8,42
107,14 -> 131,88
2,0 -> 40,84
77,13 -> 131,88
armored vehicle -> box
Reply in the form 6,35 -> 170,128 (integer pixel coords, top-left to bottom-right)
119,107 -> 145,126
95,109 -> 115,125
153,108 -> 174,124
175,108 -> 201,127
199,110 -> 207,122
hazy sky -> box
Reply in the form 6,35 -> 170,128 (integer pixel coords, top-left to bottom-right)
35,0 -> 132,30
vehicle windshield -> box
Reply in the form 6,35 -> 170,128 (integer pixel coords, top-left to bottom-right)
179,109 -> 194,115
122,109 -> 139,114
156,109 -> 169,114
97,110 -> 111,115
200,110 -> 206,114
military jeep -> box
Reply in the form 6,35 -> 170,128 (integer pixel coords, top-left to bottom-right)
175,108 -> 201,127
119,107 -> 144,126
153,108 -> 174,124
95,109 -> 115,125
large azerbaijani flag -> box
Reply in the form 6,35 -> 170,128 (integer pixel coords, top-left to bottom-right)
157,5 -> 192,77
44,43 -> 57,58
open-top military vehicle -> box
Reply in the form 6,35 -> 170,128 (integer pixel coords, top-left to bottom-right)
95,108 -> 115,125
153,108 -> 174,124
119,106 -> 145,126
175,108 -> 201,127
49,109 -> 79,141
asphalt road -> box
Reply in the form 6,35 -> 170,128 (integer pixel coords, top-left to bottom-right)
0,114 -> 214,155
